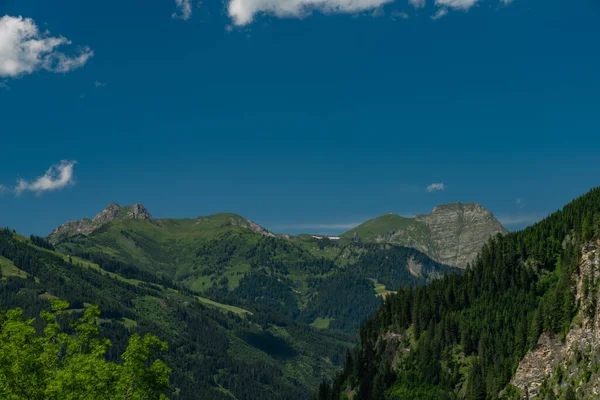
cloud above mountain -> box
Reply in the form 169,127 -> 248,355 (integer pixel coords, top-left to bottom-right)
0,16 -> 93,78
15,160 -> 77,196
427,183 -> 446,192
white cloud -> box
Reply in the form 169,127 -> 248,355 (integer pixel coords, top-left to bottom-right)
227,0 -> 395,26
497,214 -> 541,226
409,0 -> 426,8
0,16 -> 93,78
15,160 -> 77,196
94,81 -> 106,87
173,0 -> 193,20
426,182 -> 446,192
501,0 -> 513,4
390,10 -> 409,19
0,184 -> 7,194
435,0 -> 477,9
430,7 -> 448,19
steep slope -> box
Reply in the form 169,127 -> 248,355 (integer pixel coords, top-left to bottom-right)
341,203 -> 507,269
508,241 -> 600,399
321,187 -> 600,400
0,229 -> 352,400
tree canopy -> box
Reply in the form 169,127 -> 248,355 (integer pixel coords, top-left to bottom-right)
0,300 -> 170,400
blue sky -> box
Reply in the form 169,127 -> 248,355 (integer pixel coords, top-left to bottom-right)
1,0 -> 599,236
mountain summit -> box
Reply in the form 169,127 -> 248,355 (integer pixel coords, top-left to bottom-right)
93,202 -> 154,224
341,202 -> 507,268
48,202 -> 156,243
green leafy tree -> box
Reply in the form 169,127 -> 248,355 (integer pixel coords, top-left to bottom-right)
0,300 -> 170,400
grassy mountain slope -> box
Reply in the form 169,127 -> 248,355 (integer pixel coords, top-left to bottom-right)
0,229 -> 353,400
321,187 -> 600,400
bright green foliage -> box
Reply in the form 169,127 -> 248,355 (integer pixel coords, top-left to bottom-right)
0,300 -> 170,400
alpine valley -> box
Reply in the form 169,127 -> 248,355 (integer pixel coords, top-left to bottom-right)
0,200 -> 503,399
8,190 -> 600,399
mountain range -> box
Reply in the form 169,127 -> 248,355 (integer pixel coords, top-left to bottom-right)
2,200 -> 506,399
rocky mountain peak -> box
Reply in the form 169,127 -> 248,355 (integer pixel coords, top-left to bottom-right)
127,203 -> 153,221
430,202 -> 486,215
93,202 -> 123,223
342,202 -> 507,269
49,202 -> 156,244
415,202 -> 507,268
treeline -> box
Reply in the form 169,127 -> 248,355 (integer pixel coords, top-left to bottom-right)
319,187 -> 600,399
30,234 -> 55,250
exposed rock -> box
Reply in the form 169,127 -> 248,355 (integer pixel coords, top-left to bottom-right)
93,202 -> 123,223
228,215 -> 275,237
509,241 -> 600,399
48,202 -> 156,243
407,256 -> 423,277
414,203 -> 507,268
49,218 -> 97,241
127,203 -> 154,221
344,203 -> 507,268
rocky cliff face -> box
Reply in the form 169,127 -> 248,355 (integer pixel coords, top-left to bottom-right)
344,203 -> 507,269
414,203 -> 507,268
48,202 -> 156,243
509,241 -> 600,399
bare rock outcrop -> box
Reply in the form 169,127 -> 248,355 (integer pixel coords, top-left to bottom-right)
48,202 -> 156,243
509,241 -> 600,399
345,203 -> 507,269
415,203 -> 507,268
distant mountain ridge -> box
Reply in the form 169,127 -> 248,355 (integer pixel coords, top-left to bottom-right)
48,202 -> 275,244
49,201 -> 506,270
341,202 -> 507,268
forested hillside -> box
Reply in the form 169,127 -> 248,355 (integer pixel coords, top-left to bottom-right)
320,187 -> 600,399
0,229 -> 352,399
0,219 -> 456,399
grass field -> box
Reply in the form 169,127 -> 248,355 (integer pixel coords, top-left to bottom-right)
370,278 -> 395,298
310,317 -> 332,329
196,296 -> 252,316
0,256 -> 28,279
